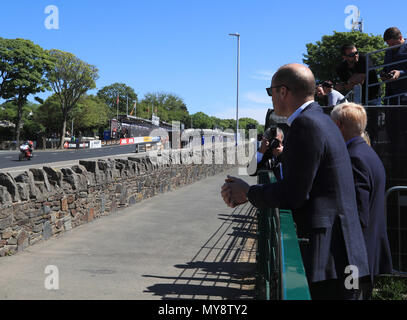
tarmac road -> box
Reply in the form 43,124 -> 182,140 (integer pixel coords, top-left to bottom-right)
0,144 -> 140,173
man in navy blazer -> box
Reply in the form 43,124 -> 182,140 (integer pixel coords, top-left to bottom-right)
331,103 -> 393,299
221,63 -> 370,299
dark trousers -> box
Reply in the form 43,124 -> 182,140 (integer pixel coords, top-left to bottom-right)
309,275 -> 373,300
309,278 -> 361,300
358,276 -> 374,300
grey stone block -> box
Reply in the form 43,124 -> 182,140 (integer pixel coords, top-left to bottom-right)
0,216 -> 13,230
0,173 -> 20,202
16,183 -> 29,201
29,168 -> 52,193
0,186 -> 12,204
42,221 -> 52,240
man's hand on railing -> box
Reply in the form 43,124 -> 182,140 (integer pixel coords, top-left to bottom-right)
221,175 -> 250,208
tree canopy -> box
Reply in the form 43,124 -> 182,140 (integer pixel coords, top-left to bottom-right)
70,95 -> 110,135
47,49 -> 99,148
97,82 -> 138,117
0,38 -> 54,143
137,92 -> 190,124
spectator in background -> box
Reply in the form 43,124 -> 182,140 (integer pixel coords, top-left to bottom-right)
335,44 -> 380,105
331,102 -> 393,300
315,84 -> 328,106
322,81 -> 347,106
247,127 -> 284,180
382,27 -> 407,105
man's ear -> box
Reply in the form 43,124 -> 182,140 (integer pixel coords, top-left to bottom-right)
280,86 -> 289,98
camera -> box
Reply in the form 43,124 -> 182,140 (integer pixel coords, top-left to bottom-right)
262,127 -> 281,151
380,70 -> 395,79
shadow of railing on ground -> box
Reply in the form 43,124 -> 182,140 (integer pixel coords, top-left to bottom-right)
143,203 -> 257,300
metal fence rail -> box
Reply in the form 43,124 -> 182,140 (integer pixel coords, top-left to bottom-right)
385,186 -> 407,272
255,170 -> 310,300
365,43 -> 407,105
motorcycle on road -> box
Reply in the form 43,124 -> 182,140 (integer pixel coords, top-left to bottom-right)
19,143 -> 33,161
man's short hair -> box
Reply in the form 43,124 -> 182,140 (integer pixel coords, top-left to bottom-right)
272,65 -> 315,100
331,103 -> 367,136
322,80 -> 334,88
341,43 -> 356,56
383,27 -> 402,41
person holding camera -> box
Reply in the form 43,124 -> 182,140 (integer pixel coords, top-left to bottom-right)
253,127 -> 284,180
381,27 -> 407,105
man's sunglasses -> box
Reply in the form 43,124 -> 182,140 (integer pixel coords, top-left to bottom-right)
266,85 -> 289,97
346,51 -> 359,58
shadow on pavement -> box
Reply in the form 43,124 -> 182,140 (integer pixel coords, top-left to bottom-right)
143,203 -> 257,300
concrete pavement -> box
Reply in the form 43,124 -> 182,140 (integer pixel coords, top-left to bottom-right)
0,167 -> 257,300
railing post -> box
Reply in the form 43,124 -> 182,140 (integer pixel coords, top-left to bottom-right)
366,52 -> 370,105
385,186 -> 407,272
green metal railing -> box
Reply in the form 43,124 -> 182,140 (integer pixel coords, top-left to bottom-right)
255,170 -> 311,300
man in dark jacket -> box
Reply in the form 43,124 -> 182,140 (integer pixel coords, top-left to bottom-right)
331,102 -> 393,299
382,27 -> 407,105
221,63 -> 369,299
335,44 -> 380,105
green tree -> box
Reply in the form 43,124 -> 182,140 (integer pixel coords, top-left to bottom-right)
238,117 -> 260,138
191,112 -> 213,129
47,49 -> 99,148
138,92 -> 189,124
303,31 -> 386,83
70,95 -> 109,136
0,38 -> 54,144
34,94 -> 64,138
0,38 -> 13,98
97,83 -> 138,117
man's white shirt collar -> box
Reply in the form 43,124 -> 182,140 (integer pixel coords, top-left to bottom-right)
287,100 -> 314,126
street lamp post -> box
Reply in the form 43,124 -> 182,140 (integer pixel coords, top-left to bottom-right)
229,33 -> 240,145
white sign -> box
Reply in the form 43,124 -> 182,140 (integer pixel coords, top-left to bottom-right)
89,140 -> 102,149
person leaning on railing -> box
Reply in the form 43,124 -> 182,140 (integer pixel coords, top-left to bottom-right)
335,44 -> 381,105
382,27 -> 407,105
221,63 -> 370,300
331,103 -> 393,300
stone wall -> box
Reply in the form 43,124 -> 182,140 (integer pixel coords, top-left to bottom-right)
0,146 -> 237,257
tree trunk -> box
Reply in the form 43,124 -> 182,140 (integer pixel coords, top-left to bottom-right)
59,116 -> 67,149
14,101 -> 23,147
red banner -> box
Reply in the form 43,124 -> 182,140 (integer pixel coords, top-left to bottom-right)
120,138 -> 135,145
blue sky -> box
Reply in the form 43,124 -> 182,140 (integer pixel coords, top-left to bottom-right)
1,0 -> 406,124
